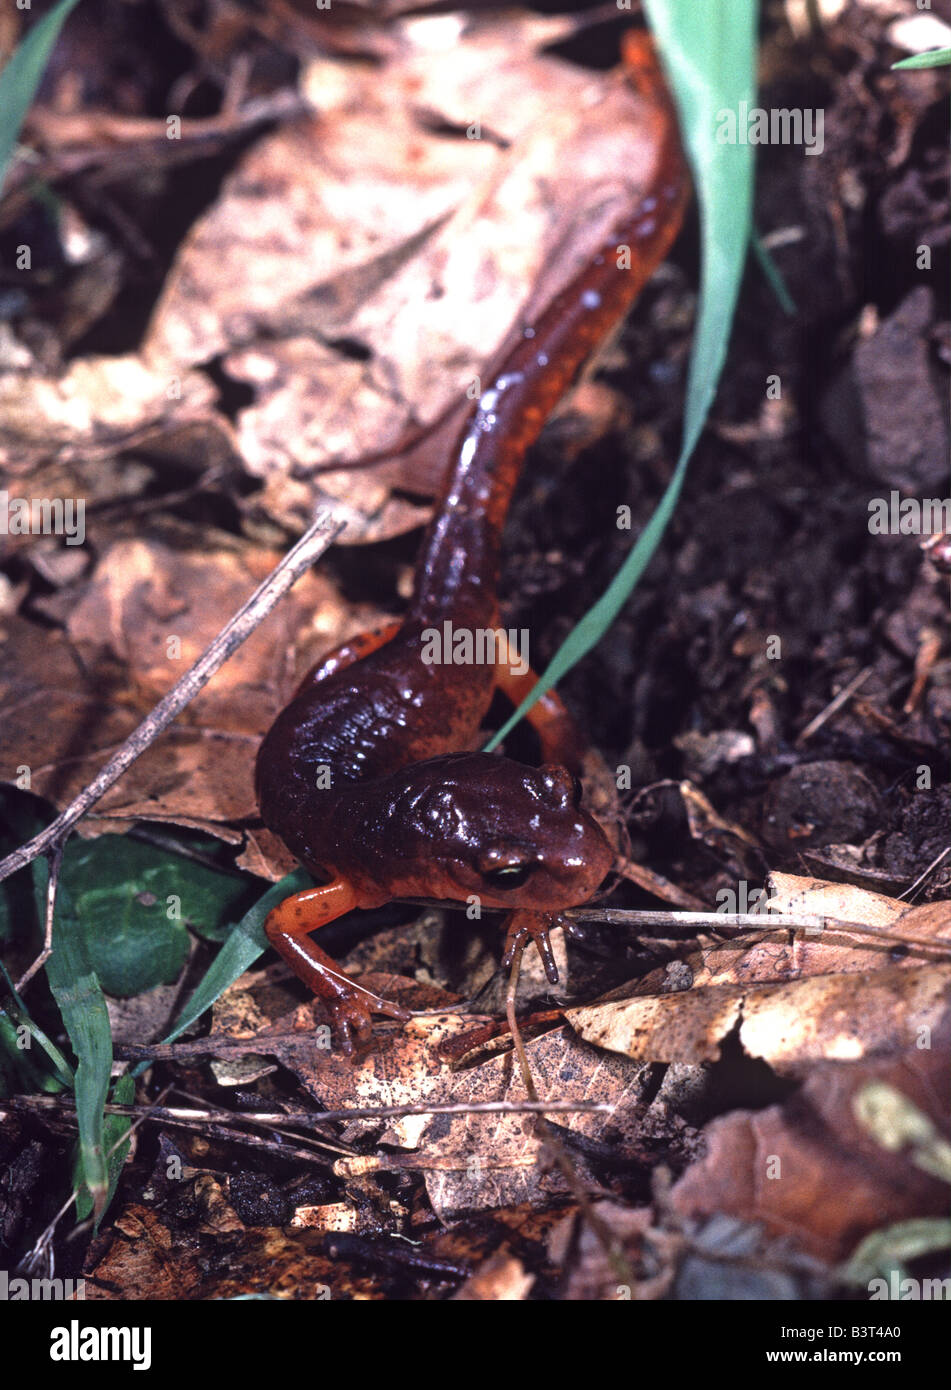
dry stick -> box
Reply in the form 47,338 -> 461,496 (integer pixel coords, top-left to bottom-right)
31,841 -> 65,998
796,664 -> 872,744
571,908 -> 835,930
16,1101 -> 337,1170
368,898 -> 951,956
8,1094 -> 614,1129
900,846 -> 951,902
569,907 -> 951,955
5,509 -> 347,990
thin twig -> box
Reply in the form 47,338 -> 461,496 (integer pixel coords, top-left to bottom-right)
19,841 -> 65,992
6,1094 -> 615,1129
0,510 -> 346,915
569,906 -> 951,954
796,665 -> 872,744
899,846 -> 951,902
571,907 -> 831,930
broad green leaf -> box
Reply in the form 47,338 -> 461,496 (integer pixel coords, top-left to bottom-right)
60,836 -> 254,996
1,788 -> 259,978
0,0 -> 82,196
487,0 -> 758,748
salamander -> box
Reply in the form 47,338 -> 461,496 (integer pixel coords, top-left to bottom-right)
256,31 -> 689,1050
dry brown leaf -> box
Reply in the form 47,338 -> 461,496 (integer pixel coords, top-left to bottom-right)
669,1040 -> 951,1261
554,1202 -> 679,1301
0,533 -> 387,858
2,17 -> 660,548
566,964 -> 951,1070
0,353 -> 215,471
766,870 -> 906,927
693,872 -> 946,986
142,18 -> 676,536
288,1203 -> 363,1234
451,1249 -> 534,1301
85,1204 -> 204,1299
209,973 -> 652,1221
84,1204 -> 347,1300
564,871 -> 951,1069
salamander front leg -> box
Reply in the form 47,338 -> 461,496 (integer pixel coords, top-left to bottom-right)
500,909 -> 564,985
264,881 -> 411,1053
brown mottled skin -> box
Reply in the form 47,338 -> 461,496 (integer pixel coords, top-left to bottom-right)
256,32 -> 689,1050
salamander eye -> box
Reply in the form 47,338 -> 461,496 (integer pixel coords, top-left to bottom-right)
477,842 -> 535,889
483,863 -> 533,889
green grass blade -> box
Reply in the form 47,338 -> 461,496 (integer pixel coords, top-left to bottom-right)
892,48 -> 951,70
752,228 -> 796,315
486,0 -> 758,750
0,0 -> 82,196
158,867 -> 311,1048
36,860 -> 113,1219
75,1072 -> 134,1226
0,958 -> 74,1090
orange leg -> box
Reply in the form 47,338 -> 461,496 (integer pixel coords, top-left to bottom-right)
264,881 -> 410,1053
492,635 -> 588,773
293,621 -> 401,697
500,909 -> 564,984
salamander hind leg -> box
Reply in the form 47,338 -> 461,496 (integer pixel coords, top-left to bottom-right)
293,621 -> 401,697
264,881 -> 411,1053
492,633 -> 588,773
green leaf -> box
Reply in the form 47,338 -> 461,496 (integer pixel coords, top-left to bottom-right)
37,861 -> 113,1220
0,1007 -> 70,1097
161,868 -> 311,1047
892,48 -> 951,70
60,836 -> 254,996
61,840 -> 189,997
0,958 -> 74,1092
486,0 -> 758,748
2,791 -> 260,996
0,0 -> 82,196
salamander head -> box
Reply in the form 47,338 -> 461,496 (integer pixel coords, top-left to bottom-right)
387,753 -> 614,908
